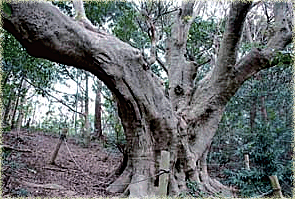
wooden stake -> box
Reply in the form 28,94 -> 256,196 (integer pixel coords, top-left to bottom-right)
269,175 -> 283,198
158,150 -> 170,196
49,128 -> 68,165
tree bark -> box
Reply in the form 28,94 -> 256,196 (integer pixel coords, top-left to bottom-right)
3,1 -> 292,197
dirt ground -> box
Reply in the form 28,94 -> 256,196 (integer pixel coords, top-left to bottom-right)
2,130 -> 123,198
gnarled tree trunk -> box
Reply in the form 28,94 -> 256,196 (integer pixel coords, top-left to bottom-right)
3,1 -> 292,197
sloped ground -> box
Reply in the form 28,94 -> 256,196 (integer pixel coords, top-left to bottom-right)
2,130 -> 123,198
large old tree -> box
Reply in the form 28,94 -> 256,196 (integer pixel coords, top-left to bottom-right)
3,0 -> 292,197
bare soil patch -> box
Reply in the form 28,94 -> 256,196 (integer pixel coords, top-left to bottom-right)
2,130 -> 122,198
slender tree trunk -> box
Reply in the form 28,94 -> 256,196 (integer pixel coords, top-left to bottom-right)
10,95 -> 20,129
11,77 -> 24,129
31,103 -> 36,127
3,88 -> 14,126
16,104 -> 24,131
16,80 -> 28,132
79,95 -> 84,134
83,72 -> 91,147
94,80 -> 102,138
74,70 -> 80,135
256,73 -> 268,122
250,97 -> 257,131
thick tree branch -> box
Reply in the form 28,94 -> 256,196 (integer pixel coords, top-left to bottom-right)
182,2 -> 253,118
212,1 -> 252,80
167,0 -> 204,112
3,2 -> 135,96
186,2 -> 262,144
189,1 -> 291,124
234,31 -> 292,85
234,1 -> 293,87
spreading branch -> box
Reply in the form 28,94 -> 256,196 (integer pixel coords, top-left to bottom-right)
234,1 -> 293,86
234,31 -> 292,85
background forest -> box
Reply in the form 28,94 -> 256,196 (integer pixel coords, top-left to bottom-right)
2,0 -> 293,198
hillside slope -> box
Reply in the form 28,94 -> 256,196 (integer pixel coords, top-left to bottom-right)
2,130 -> 122,198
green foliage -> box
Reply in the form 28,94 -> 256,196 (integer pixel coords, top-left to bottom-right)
223,168 -> 272,197
41,116 -> 61,134
209,61 -> 293,197
112,8 -> 149,49
187,16 -> 218,57
180,180 -> 216,198
2,29 -> 60,96
186,180 -> 201,197
187,17 -> 220,82
3,124 -> 11,132
271,50 -> 293,66
52,1 -> 74,17
2,28 -> 85,131
2,2 -> 12,17
84,1 -> 134,27
151,63 -> 163,77
40,103 -> 70,134
113,10 -> 138,43
221,124 -> 292,197
240,42 -> 267,55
